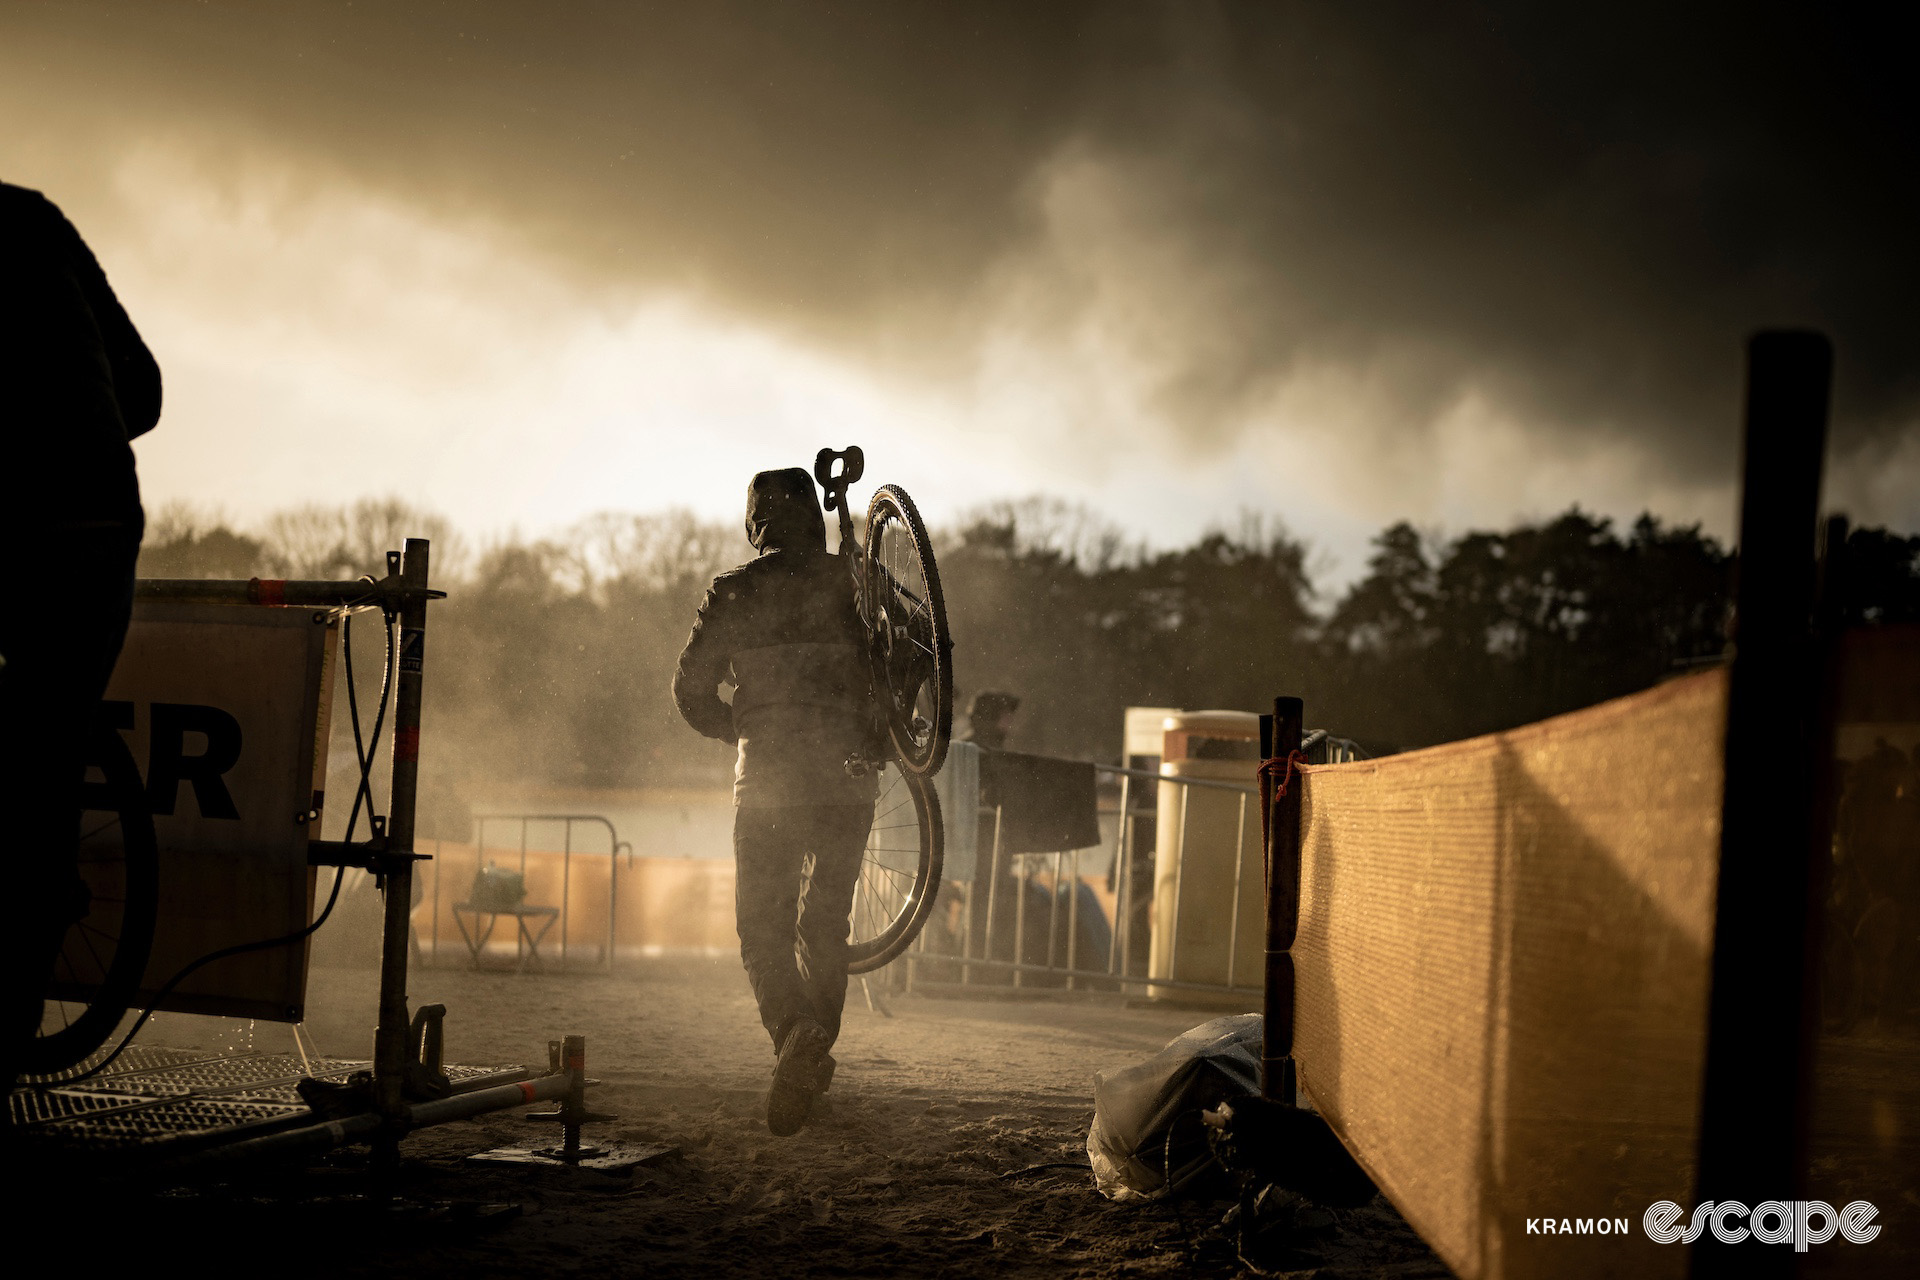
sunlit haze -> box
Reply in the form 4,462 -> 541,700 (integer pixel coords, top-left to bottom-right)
5,4 -> 1915,589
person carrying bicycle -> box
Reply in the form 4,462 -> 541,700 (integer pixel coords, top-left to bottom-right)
672,467 -> 879,1136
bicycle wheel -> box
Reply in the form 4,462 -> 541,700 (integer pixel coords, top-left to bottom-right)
22,719 -> 160,1077
864,484 -> 953,778
846,765 -> 943,974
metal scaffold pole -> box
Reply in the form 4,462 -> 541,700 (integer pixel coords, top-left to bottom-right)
1262,696 -> 1302,1104
373,538 -> 432,1149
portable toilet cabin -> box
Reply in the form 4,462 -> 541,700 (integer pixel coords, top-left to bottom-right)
1124,706 -> 1181,772
1148,710 -> 1263,1001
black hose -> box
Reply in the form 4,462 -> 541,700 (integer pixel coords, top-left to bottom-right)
341,604 -> 394,845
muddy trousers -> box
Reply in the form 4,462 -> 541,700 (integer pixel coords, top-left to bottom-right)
733,803 -> 875,1052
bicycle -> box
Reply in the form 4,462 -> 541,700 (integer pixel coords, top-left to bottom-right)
812,446 -> 953,973
23,713 -> 161,1077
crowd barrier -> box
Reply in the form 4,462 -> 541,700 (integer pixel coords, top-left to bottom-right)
1293,670 -> 1726,1280
414,836 -> 738,965
905,768 -> 1261,998
1261,334 -> 1914,1280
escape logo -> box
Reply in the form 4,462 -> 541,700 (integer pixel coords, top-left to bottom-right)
1642,1201 -> 1881,1250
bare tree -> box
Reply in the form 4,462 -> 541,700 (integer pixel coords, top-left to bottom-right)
259,497 -> 465,580
949,496 -> 1141,571
137,501 -> 266,578
569,508 -> 738,598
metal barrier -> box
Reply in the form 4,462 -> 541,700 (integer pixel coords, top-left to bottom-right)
904,730 -> 1363,997
429,814 -> 632,970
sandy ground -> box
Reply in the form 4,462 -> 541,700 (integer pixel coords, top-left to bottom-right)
56,956 -> 1449,1279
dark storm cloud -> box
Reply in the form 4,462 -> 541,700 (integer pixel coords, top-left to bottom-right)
8,1 -> 1916,484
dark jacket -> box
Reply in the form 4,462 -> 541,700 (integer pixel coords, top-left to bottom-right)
0,182 -> 159,533
673,469 -> 877,808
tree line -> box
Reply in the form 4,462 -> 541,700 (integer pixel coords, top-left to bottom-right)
138,498 -> 1920,801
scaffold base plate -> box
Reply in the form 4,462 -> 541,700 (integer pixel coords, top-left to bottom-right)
467,1141 -> 674,1174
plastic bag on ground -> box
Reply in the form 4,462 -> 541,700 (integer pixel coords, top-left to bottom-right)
1087,1013 -> 1261,1201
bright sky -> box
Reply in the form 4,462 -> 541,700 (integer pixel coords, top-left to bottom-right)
85,144 -> 1751,588
5,5 -> 1913,592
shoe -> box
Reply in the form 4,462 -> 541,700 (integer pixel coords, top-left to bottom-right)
768,1019 -> 831,1137
806,1054 -> 838,1119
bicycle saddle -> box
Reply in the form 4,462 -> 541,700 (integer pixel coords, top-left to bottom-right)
813,446 -> 863,512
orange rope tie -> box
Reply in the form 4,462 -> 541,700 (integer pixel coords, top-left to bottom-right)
1259,750 -> 1310,799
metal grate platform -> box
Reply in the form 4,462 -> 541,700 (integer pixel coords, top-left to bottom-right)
36,1098 -> 310,1149
9,1048 -> 529,1158
28,1043 -> 227,1084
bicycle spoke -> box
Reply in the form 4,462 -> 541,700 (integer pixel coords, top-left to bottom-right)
78,925 -> 109,978
49,953 -> 78,1029
854,875 -> 885,925
30,773 -> 156,1073
870,868 -> 909,903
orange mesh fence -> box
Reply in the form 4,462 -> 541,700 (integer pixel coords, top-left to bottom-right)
414,844 -> 737,959
1294,669 -> 1727,1280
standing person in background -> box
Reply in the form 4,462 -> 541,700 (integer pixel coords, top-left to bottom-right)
0,181 -> 160,1090
958,691 -> 1020,968
672,468 -> 879,1136
959,690 -> 1020,755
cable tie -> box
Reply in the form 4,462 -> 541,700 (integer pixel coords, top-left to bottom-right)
1258,750 -> 1310,799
